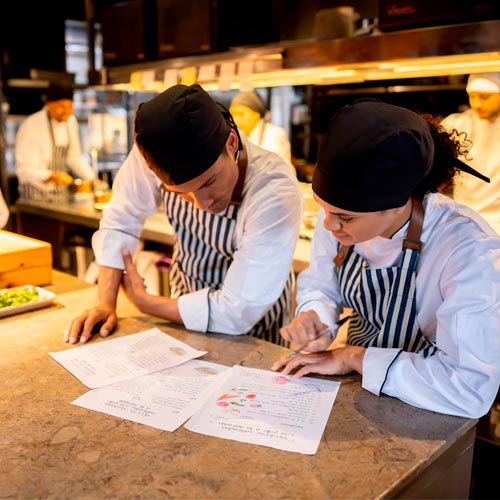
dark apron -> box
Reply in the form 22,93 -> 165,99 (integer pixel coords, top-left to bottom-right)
162,151 -> 294,345
335,197 -> 437,358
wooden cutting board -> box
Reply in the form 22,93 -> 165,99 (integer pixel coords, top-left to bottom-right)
0,230 -> 52,288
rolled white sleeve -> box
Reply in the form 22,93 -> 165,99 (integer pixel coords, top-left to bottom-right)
92,145 -> 162,269
362,347 -> 402,396
178,289 -> 210,332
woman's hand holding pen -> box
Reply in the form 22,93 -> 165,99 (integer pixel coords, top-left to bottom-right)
278,310 -> 334,353
272,309 -> 366,378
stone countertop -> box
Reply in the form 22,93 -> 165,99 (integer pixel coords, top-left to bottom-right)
0,286 -> 475,499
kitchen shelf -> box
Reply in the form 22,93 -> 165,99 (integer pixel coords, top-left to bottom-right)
91,19 -> 500,91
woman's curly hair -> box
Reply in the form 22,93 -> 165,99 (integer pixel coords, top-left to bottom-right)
413,113 -> 472,198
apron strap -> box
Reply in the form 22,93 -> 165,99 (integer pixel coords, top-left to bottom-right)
402,196 -> 424,252
230,145 -> 248,206
334,244 -> 350,267
334,195 -> 425,267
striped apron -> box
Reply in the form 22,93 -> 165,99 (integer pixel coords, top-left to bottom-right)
162,152 -> 294,345
19,113 -> 70,204
334,197 -> 437,358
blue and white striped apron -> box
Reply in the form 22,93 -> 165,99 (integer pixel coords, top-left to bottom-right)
162,157 -> 293,345
335,198 -> 437,358
19,112 -> 70,204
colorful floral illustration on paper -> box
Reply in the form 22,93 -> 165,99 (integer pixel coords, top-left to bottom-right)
194,366 -> 219,375
169,346 -> 186,356
272,375 -> 290,385
215,387 -> 261,413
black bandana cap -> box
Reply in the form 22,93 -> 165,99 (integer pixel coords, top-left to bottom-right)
313,99 -> 435,212
134,84 -> 231,185
46,82 -> 73,102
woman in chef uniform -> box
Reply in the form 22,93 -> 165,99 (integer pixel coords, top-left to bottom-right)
272,99 -> 500,418
15,82 -> 95,203
230,91 -> 292,166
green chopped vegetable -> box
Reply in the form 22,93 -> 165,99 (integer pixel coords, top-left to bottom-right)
0,287 -> 39,308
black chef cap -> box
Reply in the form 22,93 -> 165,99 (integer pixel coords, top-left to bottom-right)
134,84 -> 231,185
313,99 -> 434,212
46,82 -> 73,102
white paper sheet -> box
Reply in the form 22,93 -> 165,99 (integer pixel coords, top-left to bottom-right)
71,359 -> 228,431
49,328 -> 207,388
184,365 -> 341,455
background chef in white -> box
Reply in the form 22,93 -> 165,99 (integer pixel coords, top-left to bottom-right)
272,99 -> 500,418
65,84 -> 303,346
230,90 -> 292,166
15,81 -> 95,203
441,72 -> 500,234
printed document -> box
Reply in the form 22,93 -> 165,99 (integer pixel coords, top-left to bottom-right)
49,328 -> 207,388
185,365 -> 340,454
72,359 -> 227,431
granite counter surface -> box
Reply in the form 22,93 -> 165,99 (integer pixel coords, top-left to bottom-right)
0,287 -> 476,499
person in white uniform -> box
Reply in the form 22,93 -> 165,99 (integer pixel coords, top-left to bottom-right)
230,91 -> 292,165
272,99 -> 500,418
15,82 -> 95,203
65,84 -> 303,346
441,72 -> 500,233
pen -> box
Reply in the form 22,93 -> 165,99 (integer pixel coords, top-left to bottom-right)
286,315 -> 351,359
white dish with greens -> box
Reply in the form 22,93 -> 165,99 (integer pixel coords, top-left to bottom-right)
0,285 -> 56,318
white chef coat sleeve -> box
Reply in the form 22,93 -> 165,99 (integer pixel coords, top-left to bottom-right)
178,170 -> 303,334
363,235 -> 500,418
92,144 -> 162,269
15,114 -> 53,184
294,209 -> 344,336
65,115 -> 95,181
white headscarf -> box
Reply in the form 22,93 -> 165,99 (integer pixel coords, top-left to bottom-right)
466,72 -> 500,94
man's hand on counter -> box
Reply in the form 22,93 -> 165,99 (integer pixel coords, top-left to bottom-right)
64,303 -> 117,344
64,266 -> 123,344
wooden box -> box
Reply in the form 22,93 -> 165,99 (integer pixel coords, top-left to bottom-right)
0,230 -> 52,288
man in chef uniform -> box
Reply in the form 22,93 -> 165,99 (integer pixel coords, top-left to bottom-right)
15,81 -> 95,203
230,91 -> 292,166
441,72 -> 500,234
65,84 -> 303,346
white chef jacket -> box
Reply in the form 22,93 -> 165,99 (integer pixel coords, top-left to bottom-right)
15,108 -> 95,187
92,139 -> 304,335
441,109 -> 500,234
297,193 -> 500,417
248,119 -> 292,166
